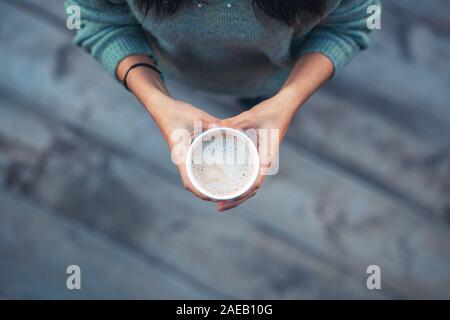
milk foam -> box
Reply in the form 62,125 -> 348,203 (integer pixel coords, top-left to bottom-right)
190,130 -> 256,197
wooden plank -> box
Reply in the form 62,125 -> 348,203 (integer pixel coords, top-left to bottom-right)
384,0 -> 450,34
18,0 -> 65,22
2,1 -> 450,298
332,16 -> 450,132
5,0 -> 450,218
0,75 -> 446,299
334,55 -> 450,133
289,93 -> 450,217
14,107 -> 450,298
0,189 -> 206,299
0,101 -> 373,299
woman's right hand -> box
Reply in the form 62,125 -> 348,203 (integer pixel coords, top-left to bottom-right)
117,54 -> 218,200
150,95 -> 219,201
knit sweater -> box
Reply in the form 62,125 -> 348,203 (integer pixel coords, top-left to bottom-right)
65,0 -> 379,97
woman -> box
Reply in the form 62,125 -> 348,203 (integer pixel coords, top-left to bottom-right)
65,0 -> 379,211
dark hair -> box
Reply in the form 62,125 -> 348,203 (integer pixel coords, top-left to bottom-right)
135,0 -> 326,31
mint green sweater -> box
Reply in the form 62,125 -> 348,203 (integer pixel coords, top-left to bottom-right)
65,0 -> 379,96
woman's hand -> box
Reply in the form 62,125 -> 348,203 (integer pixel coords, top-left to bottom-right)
117,53 -> 331,209
213,53 -> 333,211
151,95 -> 220,201
117,54 -> 219,200
214,89 -> 299,211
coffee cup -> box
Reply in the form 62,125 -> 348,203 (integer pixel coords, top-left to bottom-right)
185,127 -> 260,200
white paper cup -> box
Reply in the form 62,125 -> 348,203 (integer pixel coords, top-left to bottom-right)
185,127 -> 260,200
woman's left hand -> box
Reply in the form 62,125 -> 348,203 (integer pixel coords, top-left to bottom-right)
214,89 -> 300,212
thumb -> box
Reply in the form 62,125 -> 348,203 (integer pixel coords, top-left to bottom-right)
192,115 -> 219,136
216,115 -> 246,129
199,113 -> 220,130
216,118 -> 235,129
204,115 -> 235,130
205,121 -> 220,130
218,112 -> 252,130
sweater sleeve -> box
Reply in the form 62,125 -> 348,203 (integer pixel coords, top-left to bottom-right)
299,0 -> 381,77
64,0 -> 154,78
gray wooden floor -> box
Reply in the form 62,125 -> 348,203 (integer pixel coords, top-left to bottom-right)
0,0 -> 449,299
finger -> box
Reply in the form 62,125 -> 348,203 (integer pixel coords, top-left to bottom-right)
189,114 -> 221,138
214,119 -> 232,130
178,164 -> 214,202
199,110 -> 221,129
217,112 -> 252,130
186,184 -> 213,201
206,121 -> 220,130
215,164 -> 266,210
257,129 -> 281,174
222,181 -> 259,204
202,112 -> 220,124
216,184 -> 260,209
217,191 -> 258,212
202,117 -> 219,128
255,168 -> 267,186
183,180 -> 213,201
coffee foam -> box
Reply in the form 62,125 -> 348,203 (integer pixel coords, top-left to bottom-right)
190,130 -> 256,197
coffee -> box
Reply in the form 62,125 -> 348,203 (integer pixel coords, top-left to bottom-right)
186,128 -> 259,200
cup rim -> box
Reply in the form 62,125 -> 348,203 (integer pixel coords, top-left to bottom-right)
185,127 -> 260,201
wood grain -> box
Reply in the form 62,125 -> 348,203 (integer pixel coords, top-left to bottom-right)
0,189 -> 206,299
1,0 -> 450,299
